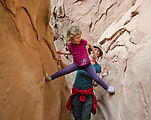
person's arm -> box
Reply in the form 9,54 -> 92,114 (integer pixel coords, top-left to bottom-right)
54,52 -> 70,68
57,51 -> 71,55
87,42 -> 97,59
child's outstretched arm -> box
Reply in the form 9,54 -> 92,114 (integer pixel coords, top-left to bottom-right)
56,50 -> 71,55
55,52 -> 71,68
87,42 -> 97,59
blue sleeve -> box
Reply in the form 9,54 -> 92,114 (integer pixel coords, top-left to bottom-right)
96,64 -> 102,73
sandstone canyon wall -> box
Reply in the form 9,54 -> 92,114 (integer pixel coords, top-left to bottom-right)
0,0 -> 72,120
50,0 -> 151,120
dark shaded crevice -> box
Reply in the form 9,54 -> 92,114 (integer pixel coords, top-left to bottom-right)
0,0 -> 4,5
105,2 -> 117,16
43,37 -> 63,74
0,0 -> 15,17
52,5 -> 66,19
124,19 -> 131,26
103,2 -> 118,21
22,7 -> 39,41
0,1 -> 39,44
73,0 -> 85,4
43,38 -> 55,60
98,9 -> 138,53
52,7 -> 57,20
124,11 -> 139,26
111,54 -> 118,63
95,0 -> 103,15
0,1 -> 23,43
93,13 -> 105,28
99,28 -> 130,53
131,11 -> 139,17
89,22 -> 92,33
110,44 -> 128,52
93,2 -> 117,28
129,38 -> 137,45
132,0 -> 137,6
99,28 -> 125,45
57,5 -> 66,18
8,16 -> 23,43
123,58 -> 127,73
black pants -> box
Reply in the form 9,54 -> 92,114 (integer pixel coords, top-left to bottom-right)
71,94 -> 93,120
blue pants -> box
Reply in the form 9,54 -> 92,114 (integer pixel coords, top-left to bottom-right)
51,63 -> 108,90
71,94 -> 93,120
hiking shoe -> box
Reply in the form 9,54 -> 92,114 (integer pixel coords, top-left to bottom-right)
45,73 -> 52,82
107,86 -> 115,94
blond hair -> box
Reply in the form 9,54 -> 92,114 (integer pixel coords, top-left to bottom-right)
66,26 -> 82,41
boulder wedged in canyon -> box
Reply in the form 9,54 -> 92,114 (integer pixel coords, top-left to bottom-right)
50,0 -> 151,120
0,0 -> 72,120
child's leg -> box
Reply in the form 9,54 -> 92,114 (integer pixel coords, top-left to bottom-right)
51,63 -> 79,80
83,64 -> 108,90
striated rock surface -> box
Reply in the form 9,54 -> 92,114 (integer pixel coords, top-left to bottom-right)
0,0 -> 72,120
50,0 -> 151,120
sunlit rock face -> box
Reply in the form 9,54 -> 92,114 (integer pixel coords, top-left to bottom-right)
50,0 -> 151,120
0,0 -> 72,120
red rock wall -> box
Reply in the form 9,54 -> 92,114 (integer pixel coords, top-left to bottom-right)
0,0 -> 72,120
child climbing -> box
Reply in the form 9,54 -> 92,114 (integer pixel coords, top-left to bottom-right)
45,26 -> 115,93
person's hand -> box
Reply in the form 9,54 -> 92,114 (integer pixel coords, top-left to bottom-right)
93,81 -> 99,87
56,50 -> 61,54
90,52 -> 97,60
93,83 -> 99,87
55,51 -> 61,61
102,67 -> 109,77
